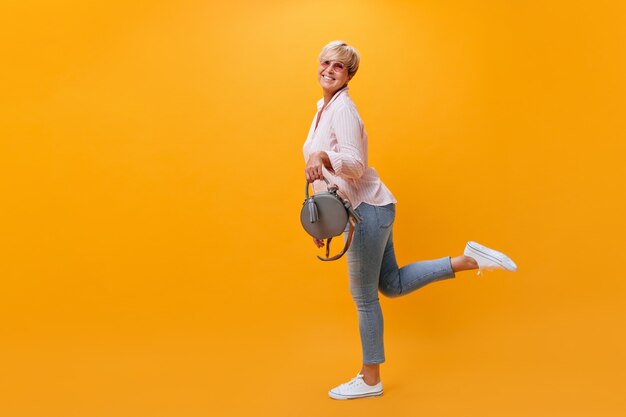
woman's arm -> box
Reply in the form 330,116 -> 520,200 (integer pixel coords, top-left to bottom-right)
324,105 -> 366,179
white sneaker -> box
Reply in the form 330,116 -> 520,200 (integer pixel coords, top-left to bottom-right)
464,241 -> 518,274
328,373 -> 383,400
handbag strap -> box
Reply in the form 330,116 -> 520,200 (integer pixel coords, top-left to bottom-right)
317,217 -> 357,262
305,177 -> 331,199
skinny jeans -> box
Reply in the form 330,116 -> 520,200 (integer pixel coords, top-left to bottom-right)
345,203 -> 456,364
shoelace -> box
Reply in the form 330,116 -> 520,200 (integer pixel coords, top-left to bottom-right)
343,374 -> 364,387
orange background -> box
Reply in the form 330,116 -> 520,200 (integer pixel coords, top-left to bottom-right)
1,1 -> 625,416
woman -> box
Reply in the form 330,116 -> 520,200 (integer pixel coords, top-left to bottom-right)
303,40 -> 517,400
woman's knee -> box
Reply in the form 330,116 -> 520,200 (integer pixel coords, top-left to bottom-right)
349,285 -> 380,306
379,285 -> 402,298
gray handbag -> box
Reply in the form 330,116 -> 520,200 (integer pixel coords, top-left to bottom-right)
300,177 -> 362,261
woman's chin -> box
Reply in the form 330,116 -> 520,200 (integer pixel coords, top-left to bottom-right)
320,83 -> 345,95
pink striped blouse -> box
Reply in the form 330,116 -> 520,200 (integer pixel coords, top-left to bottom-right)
303,86 -> 397,209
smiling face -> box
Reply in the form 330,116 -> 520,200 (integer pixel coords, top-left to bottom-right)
318,56 -> 352,96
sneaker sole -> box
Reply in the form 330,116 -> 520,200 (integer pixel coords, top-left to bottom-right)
466,241 -> 518,272
328,389 -> 383,400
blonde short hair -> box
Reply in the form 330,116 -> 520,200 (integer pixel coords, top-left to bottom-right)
319,40 -> 360,78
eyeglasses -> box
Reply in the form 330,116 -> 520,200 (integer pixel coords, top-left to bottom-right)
320,60 -> 346,72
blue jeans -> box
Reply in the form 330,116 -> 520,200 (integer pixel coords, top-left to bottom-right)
344,203 -> 455,364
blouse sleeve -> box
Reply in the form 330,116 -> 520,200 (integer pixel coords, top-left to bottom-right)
325,105 -> 366,179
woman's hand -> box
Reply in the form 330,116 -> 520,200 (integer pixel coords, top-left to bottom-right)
313,238 -> 325,248
305,151 -> 335,183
